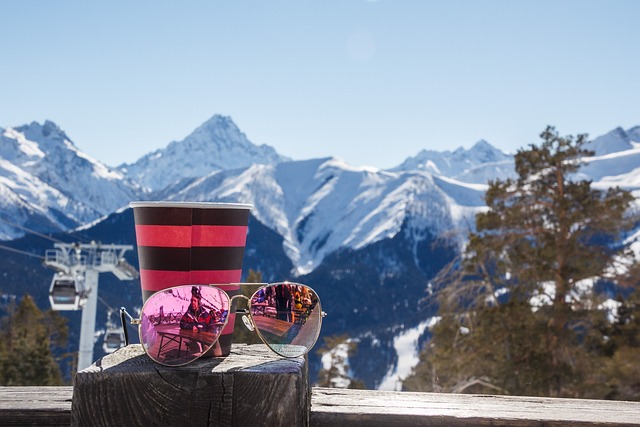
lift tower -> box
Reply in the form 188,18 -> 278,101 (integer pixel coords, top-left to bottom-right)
45,242 -> 138,370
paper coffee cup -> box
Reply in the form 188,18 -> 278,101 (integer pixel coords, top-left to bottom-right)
130,201 -> 252,357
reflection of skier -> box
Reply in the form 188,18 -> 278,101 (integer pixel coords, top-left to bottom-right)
274,285 -> 292,322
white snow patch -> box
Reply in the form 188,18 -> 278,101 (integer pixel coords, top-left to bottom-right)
377,319 -> 433,391
3,128 -> 45,158
321,340 -> 353,388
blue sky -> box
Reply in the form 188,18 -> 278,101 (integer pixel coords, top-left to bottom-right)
1,1 -> 639,169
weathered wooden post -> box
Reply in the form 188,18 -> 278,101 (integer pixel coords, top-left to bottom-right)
71,344 -> 309,427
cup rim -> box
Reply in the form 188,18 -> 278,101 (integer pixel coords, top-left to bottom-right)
129,201 -> 253,210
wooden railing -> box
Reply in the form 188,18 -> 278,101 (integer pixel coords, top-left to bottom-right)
1,345 -> 639,426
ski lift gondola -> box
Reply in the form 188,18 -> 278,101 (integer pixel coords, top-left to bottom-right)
48,272 -> 87,310
102,328 -> 126,353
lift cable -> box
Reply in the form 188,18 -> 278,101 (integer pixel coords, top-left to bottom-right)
0,217 -> 66,244
98,295 -> 118,313
0,216 -> 95,246
0,214 -> 112,264
0,243 -> 45,260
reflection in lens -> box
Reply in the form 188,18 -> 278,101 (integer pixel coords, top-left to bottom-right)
250,283 -> 322,357
139,285 -> 230,366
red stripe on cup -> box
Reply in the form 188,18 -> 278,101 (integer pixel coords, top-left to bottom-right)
135,225 -> 192,248
192,225 -> 248,247
135,225 -> 248,247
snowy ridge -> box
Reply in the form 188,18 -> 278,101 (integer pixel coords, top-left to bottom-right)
585,126 -> 636,156
392,139 -> 515,184
118,114 -> 289,192
579,144 -> 640,188
166,157 -> 486,273
0,157 -> 75,231
2,116 -> 640,276
0,121 -> 140,238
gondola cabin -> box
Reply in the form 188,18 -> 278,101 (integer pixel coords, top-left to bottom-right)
102,329 -> 126,353
49,273 -> 85,310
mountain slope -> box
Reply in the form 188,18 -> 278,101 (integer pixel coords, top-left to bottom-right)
118,115 -> 289,192
391,139 -> 515,184
585,126 -> 636,156
0,121 -> 141,239
161,157 -> 486,274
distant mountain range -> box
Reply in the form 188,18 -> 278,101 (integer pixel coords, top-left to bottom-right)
1,115 -> 639,387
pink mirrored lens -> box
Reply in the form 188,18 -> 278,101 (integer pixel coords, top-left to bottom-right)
139,285 -> 230,366
250,283 -> 322,357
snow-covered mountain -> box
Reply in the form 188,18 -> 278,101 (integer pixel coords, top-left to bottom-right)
118,115 -> 289,192
160,157 -> 486,273
585,126 -> 637,156
0,121 -> 141,239
391,139 -> 516,184
0,115 -> 288,240
0,115 -> 488,274
575,127 -> 640,196
3,117 -> 640,274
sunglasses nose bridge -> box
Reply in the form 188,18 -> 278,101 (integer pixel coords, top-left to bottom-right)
229,294 -> 250,310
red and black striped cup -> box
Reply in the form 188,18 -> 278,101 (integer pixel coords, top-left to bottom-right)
129,201 -> 253,357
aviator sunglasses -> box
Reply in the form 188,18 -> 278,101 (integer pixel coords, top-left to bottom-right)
119,282 -> 326,366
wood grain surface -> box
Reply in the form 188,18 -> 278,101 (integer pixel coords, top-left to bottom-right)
71,344 -> 308,427
311,387 -> 640,427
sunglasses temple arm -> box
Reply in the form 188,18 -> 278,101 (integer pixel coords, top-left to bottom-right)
119,307 -> 133,346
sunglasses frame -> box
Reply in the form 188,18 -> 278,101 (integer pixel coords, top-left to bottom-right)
119,282 -> 326,366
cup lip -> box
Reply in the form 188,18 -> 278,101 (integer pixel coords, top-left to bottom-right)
129,201 -> 253,210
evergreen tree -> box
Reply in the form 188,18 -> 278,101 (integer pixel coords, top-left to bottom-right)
404,126 -> 639,398
0,294 -> 68,385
